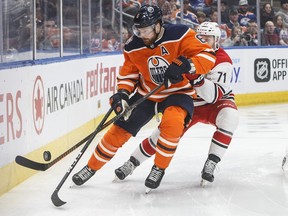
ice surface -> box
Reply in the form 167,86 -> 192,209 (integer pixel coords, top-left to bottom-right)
0,103 -> 288,216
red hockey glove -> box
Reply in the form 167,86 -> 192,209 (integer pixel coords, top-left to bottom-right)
109,90 -> 131,121
164,56 -> 192,88
185,74 -> 205,87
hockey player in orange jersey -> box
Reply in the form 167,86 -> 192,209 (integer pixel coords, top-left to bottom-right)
72,5 -> 216,190
114,22 -> 239,187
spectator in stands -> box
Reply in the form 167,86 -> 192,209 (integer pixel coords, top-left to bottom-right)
221,26 -> 247,47
122,25 -> 131,43
97,27 -> 124,52
41,0 -> 58,21
226,9 -> 241,30
261,21 -> 280,46
121,0 -> 141,10
157,0 -> 173,23
220,1 -> 230,24
104,30 -> 119,52
275,0 -> 288,29
63,1 -> 78,26
176,0 -> 199,30
118,0 -> 141,28
208,8 -> 217,22
196,10 -> 207,25
17,18 -> 32,51
238,0 -> 256,27
279,26 -> 288,45
260,3 -> 275,30
41,20 -> 60,49
36,6 -> 44,28
189,0 -> 213,15
274,14 -> 285,35
208,9 -> 231,45
117,25 -> 132,50
139,0 -> 157,6
90,20 -> 115,52
168,0 -> 179,23
243,20 -> 258,46
102,1 -> 113,20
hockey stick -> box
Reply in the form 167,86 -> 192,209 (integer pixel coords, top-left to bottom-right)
15,84 -> 163,171
15,134 -> 92,171
51,83 -> 164,207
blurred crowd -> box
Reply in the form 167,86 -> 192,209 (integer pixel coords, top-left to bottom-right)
92,0 -> 288,50
1,0 -> 288,63
117,0 -> 288,47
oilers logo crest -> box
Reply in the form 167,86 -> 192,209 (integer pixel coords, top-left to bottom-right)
148,56 -> 169,84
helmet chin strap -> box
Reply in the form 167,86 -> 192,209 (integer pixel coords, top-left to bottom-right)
155,26 -> 164,42
214,36 -> 220,51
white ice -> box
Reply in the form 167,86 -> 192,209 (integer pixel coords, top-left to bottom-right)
1,103 -> 288,216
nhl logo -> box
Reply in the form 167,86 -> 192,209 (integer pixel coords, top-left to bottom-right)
256,61 -> 268,79
254,58 -> 270,82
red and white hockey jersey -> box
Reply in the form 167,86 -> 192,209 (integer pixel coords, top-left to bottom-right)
192,47 -> 235,106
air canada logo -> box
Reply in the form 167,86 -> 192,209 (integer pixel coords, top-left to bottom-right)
148,56 -> 169,84
254,58 -> 270,82
32,75 -> 45,135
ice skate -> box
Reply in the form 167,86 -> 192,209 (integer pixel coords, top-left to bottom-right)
145,187 -> 152,194
72,165 -> 96,186
200,158 -> 217,187
145,165 -> 165,193
114,156 -> 140,182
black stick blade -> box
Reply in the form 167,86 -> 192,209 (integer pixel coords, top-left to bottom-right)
51,190 -> 66,207
15,156 -> 47,171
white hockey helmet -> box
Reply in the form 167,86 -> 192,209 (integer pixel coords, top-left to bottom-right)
196,22 -> 221,51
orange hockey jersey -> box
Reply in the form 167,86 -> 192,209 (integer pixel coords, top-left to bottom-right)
118,24 -> 216,102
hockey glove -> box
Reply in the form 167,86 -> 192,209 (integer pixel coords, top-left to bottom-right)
164,56 -> 192,88
109,90 -> 131,121
186,74 -> 205,87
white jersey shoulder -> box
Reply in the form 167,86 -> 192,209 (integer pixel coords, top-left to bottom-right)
194,48 -> 234,105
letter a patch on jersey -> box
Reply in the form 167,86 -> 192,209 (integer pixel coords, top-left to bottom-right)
160,46 -> 169,56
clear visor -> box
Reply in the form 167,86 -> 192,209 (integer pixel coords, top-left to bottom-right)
132,24 -> 155,38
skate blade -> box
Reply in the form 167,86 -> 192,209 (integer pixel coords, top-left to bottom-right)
282,157 -> 288,171
69,181 -> 78,188
200,179 -> 209,187
145,187 -> 152,194
112,175 -> 122,183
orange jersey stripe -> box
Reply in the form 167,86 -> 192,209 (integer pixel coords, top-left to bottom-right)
117,24 -> 216,102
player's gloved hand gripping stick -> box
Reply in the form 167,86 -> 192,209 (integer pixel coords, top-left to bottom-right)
51,83 -> 164,207
109,89 -> 132,121
163,56 -> 195,88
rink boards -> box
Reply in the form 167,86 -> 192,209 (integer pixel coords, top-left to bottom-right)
0,47 -> 288,195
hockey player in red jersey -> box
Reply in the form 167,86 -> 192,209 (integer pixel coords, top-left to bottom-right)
114,21 -> 239,187
72,5 -> 216,190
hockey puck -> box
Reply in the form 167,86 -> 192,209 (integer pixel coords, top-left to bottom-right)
43,151 -> 51,161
